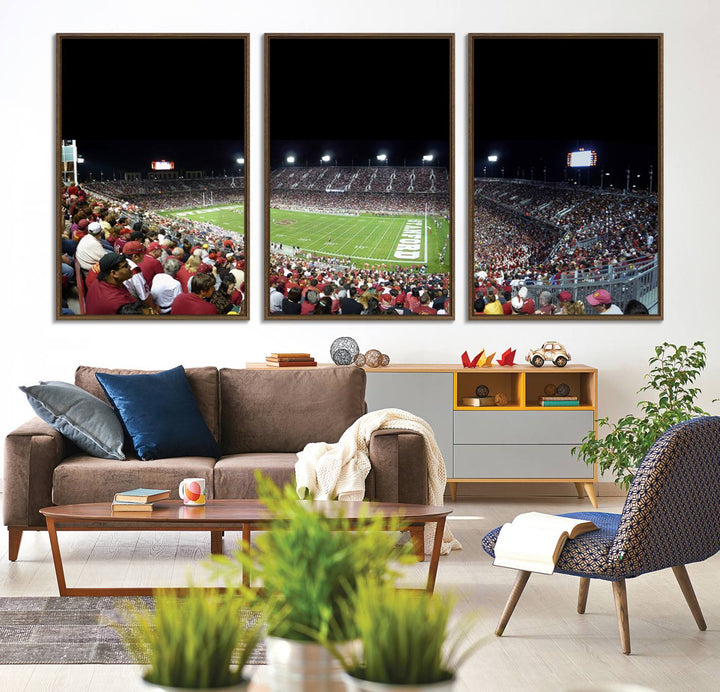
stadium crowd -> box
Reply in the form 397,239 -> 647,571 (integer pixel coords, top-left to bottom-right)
268,249 -> 450,316
88,177 -> 244,211
60,181 -> 246,316
271,165 -> 449,194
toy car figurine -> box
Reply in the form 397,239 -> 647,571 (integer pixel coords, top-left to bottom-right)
526,341 -> 571,368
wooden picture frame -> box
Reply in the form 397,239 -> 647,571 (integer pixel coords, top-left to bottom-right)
265,34 -> 454,319
57,34 -> 249,319
469,34 -> 662,319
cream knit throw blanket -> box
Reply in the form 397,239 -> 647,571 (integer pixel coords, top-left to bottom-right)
295,408 -> 461,556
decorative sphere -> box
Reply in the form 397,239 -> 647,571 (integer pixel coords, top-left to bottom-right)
494,392 -> 508,406
557,383 -> 571,396
332,349 -> 353,366
544,383 -> 557,396
353,353 -> 366,367
380,353 -> 390,367
364,349 -> 382,368
475,384 -> 490,398
330,337 -> 360,365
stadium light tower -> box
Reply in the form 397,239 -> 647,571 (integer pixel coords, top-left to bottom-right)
286,156 -> 295,166
422,154 -> 433,165
376,154 -> 388,165
488,155 -> 498,162
321,155 -> 331,165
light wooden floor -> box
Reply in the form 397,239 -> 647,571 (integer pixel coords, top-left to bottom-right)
1,493 -> 718,692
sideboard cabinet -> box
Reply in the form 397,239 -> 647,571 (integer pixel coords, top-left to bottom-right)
364,364 -> 598,506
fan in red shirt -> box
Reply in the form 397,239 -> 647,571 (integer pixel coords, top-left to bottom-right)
170,272 -> 218,315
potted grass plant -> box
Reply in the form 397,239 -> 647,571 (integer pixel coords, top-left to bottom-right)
208,473 -> 413,692
118,586 -> 262,691
332,579 -> 484,691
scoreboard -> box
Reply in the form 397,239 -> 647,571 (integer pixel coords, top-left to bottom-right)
567,149 -> 597,168
151,160 -> 175,171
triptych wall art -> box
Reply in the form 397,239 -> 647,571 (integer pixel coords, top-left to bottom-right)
56,33 -> 661,321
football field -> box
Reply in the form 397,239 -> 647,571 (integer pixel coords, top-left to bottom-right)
157,204 -> 245,235
270,208 -> 450,273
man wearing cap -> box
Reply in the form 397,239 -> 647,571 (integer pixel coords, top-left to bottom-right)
75,221 -> 109,271
122,241 -> 157,313
85,253 -> 137,315
138,241 -> 165,286
586,289 -> 623,315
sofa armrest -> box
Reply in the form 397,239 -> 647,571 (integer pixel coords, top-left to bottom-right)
366,428 -> 427,505
4,418 -> 66,528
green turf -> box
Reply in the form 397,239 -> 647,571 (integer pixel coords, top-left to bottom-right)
156,204 -> 245,235
270,208 -> 450,273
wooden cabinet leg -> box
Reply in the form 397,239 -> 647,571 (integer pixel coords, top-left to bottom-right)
448,482 -> 458,501
573,482 -> 585,499
583,482 -> 598,508
496,570 -> 531,636
611,579 -> 631,655
210,530 -> 223,555
408,526 -> 425,562
672,565 -> 707,631
8,528 -> 23,561
577,577 -> 590,613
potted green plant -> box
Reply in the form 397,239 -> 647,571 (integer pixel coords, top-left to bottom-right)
331,579 -> 484,691
573,342 -> 716,489
118,587 -> 262,691
208,473 -> 413,692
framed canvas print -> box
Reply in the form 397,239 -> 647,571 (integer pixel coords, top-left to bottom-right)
266,34 -> 454,318
57,34 -> 249,319
469,34 -> 662,319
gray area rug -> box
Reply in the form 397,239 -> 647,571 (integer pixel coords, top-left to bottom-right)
0,597 -> 266,665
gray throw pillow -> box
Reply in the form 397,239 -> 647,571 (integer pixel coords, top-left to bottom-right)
19,381 -> 125,460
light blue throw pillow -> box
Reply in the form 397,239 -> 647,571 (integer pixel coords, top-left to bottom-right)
95,365 -> 221,461
20,381 -> 125,460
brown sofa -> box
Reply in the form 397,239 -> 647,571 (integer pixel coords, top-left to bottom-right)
4,365 -> 427,560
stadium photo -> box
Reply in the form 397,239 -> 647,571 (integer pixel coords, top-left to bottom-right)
57,35 -> 248,319
266,35 -> 454,318
470,35 -> 661,318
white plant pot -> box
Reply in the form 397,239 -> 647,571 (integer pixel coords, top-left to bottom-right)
341,672 -> 456,692
140,676 -> 249,691
265,636 -> 346,692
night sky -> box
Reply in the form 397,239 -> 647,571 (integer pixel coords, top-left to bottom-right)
472,36 -> 660,184
60,35 -> 246,176
267,36 -> 452,169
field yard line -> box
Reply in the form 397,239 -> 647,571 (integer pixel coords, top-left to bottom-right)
335,218 -> 379,257
424,218 -> 429,264
366,217 -> 396,260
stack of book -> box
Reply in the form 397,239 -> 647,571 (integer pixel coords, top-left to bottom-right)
111,488 -> 170,512
538,396 -> 580,407
265,353 -> 317,367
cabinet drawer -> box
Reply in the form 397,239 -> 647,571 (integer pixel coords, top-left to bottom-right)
453,444 -> 593,479
454,410 -> 594,445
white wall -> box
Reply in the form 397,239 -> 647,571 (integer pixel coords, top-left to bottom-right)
2,0 -> 720,465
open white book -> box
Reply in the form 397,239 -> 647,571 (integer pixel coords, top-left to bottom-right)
493,512 -> 599,574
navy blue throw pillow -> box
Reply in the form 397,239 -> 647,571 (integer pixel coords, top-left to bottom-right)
95,366 -> 221,460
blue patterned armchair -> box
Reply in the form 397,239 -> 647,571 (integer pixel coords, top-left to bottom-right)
482,416 -> 720,654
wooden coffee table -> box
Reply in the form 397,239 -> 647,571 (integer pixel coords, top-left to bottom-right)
40,499 -> 451,597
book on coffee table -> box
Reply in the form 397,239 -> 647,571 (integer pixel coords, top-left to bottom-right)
111,500 -> 155,512
113,488 -> 170,503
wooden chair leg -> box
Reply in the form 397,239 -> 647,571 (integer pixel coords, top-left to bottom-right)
577,577 -> 590,614
8,528 -> 23,561
408,526 -> 425,562
496,570 -> 531,636
672,565 -> 707,631
611,579 -> 631,655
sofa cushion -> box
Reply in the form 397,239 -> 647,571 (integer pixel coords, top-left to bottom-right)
95,366 -> 221,461
53,454 -> 216,505
213,453 -> 299,499
75,366 -> 220,442
19,381 -> 125,460
219,367 -> 367,454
